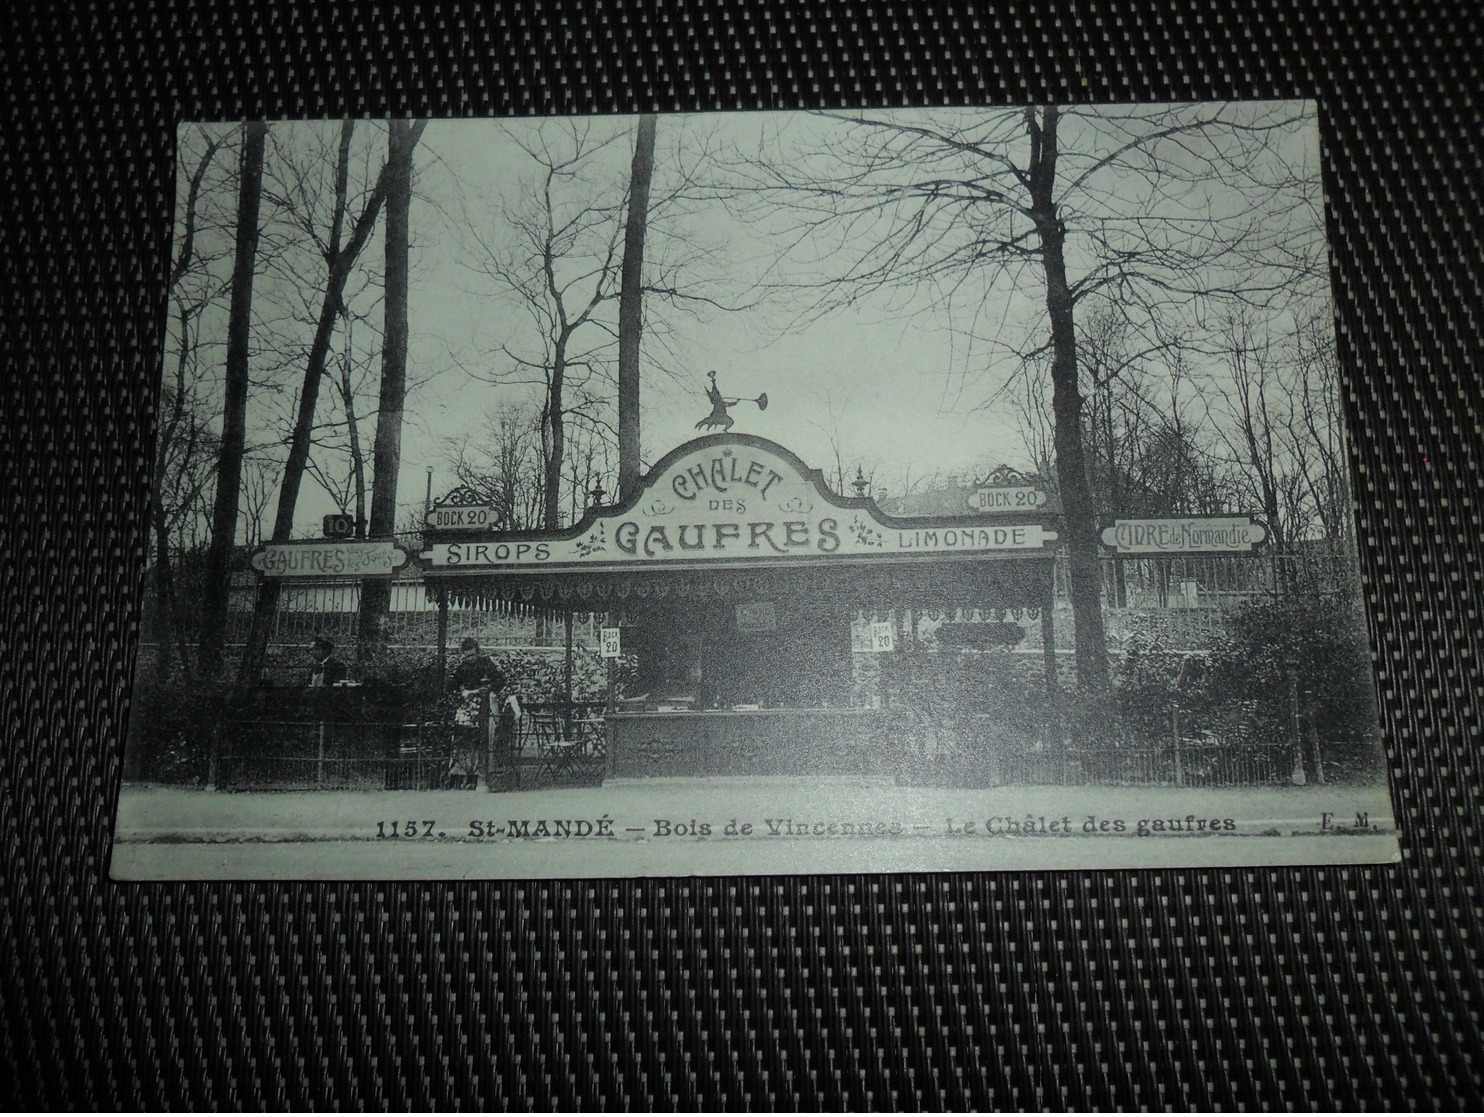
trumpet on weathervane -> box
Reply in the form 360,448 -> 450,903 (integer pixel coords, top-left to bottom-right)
694,370 -> 769,432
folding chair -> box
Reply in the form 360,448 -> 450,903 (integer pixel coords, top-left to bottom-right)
573,715 -> 606,758
537,736 -> 581,779
526,706 -> 562,752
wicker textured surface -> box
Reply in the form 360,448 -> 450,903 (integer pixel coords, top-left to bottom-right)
3,0 -> 1481,1108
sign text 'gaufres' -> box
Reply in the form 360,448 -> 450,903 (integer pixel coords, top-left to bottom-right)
424,440 -> 1057,570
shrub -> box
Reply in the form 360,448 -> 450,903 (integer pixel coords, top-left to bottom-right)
1204,593 -> 1384,781
127,668 -> 228,784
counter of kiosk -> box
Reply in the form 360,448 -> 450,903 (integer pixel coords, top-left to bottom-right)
605,706 -> 890,779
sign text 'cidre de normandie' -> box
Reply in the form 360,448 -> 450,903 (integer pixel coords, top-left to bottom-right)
1100,516 -> 1266,554
422,439 -> 1059,573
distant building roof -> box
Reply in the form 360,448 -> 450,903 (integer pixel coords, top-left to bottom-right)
877,483 -> 979,518
876,468 -> 1059,518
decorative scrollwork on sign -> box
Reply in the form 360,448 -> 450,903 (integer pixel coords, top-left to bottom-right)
574,522 -> 607,557
435,484 -> 485,508
976,464 -> 1039,488
848,516 -> 884,548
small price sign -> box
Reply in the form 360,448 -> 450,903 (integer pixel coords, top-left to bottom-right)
870,621 -> 896,653
600,627 -> 622,659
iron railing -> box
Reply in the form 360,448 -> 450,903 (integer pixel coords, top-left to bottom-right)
213,710 -> 607,792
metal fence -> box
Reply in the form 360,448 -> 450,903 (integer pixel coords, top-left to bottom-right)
215,719 -> 455,791
1057,545 -> 1359,614
214,712 -> 606,792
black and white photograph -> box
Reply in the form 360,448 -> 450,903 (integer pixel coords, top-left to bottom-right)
111,102 -> 1398,880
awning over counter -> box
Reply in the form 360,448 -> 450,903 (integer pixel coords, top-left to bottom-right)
427,559 -> 1051,617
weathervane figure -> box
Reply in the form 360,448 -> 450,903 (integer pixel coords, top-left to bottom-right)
694,370 -> 768,432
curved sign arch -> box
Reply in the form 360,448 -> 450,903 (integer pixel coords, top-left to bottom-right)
422,434 -> 1059,575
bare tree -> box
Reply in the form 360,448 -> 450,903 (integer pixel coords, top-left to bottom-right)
239,456 -> 280,549
1010,357 -> 1057,479
446,403 -> 548,531
803,377 -> 872,495
1282,309 -> 1352,545
464,121 -> 626,530
1207,309 -> 1292,552
715,102 -> 1323,692
460,117 -> 756,519
294,308 -> 378,532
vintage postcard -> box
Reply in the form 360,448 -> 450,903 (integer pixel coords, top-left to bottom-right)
112,103 -> 1398,879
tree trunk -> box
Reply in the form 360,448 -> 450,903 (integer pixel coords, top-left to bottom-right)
1027,107 -> 1110,693
617,114 -> 657,499
150,500 -> 176,681
356,118 -> 419,661
338,318 -> 367,538
543,344 -> 566,529
199,120 -> 266,678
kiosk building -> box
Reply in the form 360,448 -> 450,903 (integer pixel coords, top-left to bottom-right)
421,434 -> 1062,780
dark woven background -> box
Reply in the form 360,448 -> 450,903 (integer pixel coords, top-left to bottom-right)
3,1 -> 1480,1108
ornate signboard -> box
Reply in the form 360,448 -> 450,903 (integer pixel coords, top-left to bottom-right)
249,539 -> 410,578
423,435 -> 1058,573
426,485 -> 497,531
968,486 -> 1047,512
967,465 -> 1048,512
1100,516 -> 1267,554
426,505 -> 495,530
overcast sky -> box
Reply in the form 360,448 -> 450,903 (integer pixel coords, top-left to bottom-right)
175,102 -> 1327,539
